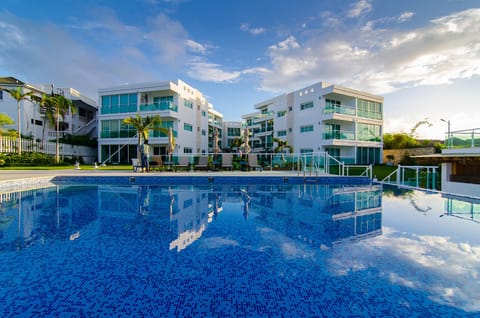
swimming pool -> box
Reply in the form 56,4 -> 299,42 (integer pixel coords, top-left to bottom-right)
0,179 -> 479,317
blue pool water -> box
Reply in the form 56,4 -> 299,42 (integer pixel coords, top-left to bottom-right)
0,181 -> 479,317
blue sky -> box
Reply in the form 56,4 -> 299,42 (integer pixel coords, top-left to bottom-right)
1,0 -> 479,139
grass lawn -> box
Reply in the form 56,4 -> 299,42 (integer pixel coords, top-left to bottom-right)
0,164 -> 132,171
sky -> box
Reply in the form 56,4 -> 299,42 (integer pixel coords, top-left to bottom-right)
1,0 -> 480,139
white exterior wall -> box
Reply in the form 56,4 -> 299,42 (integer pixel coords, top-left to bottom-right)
0,83 -> 97,142
97,79 -> 216,162
246,81 -> 383,164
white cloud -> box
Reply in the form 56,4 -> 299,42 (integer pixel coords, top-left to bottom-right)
259,8 -> 480,96
185,39 -> 208,54
187,59 -> 269,83
187,61 -> 242,83
398,11 -> 415,22
347,0 -> 372,18
240,23 -> 267,35
328,226 -> 480,312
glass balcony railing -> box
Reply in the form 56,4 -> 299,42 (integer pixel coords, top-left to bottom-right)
323,131 -> 355,140
140,102 -> 178,112
446,128 -> 480,149
324,105 -> 382,120
324,105 -> 356,116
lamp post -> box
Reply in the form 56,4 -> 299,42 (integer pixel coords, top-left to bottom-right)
440,118 -> 451,149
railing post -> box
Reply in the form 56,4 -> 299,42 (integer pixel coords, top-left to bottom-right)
396,165 -> 401,184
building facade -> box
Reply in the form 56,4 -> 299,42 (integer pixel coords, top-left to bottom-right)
222,121 -> 243,151
242,82 -> 384,164
0,77 -> 97,142
97,79 -> 220,164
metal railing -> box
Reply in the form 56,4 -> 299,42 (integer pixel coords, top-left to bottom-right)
380,164 -> 439,190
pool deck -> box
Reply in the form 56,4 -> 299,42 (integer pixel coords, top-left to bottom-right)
0,168 -> 307,182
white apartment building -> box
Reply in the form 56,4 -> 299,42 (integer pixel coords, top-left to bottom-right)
242,81 -> 384,164
208,106 -> 223,152
0,76 -> 97,142
222,121 -> 243,151
97,79 -> 220,164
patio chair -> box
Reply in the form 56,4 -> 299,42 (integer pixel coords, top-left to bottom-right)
175,156 -> 190,171
247,154 -> 262,171
131,158 -> 142,172
150,155 -> 163,171
195,156 -> 209,171
221,154 -> 233,171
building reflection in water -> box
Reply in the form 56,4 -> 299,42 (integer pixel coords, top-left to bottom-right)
442,194 -> 480,223
2,183 -> 391,252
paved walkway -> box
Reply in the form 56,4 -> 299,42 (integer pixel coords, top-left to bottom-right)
0,168 -> 308,182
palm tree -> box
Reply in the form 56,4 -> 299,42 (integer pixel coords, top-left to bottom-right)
43,94 -> 76,163
273,137 -> 293,153
3,86 -> 33,155
123,114 -> 167,157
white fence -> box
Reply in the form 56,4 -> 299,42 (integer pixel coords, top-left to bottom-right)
0,136 -> 97,164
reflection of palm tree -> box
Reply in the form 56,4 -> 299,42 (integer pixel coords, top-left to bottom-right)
241,189 -> 251,220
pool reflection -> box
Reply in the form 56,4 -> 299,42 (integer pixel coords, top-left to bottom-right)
1,183 -> 386,252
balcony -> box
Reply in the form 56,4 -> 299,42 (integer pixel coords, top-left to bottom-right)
139,102 -> 178,112
323,131 -> 355,141
323,104 -> 356,116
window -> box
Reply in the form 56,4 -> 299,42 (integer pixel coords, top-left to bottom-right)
101,93 -> 137,114
300,148 -> 314,154
184,100 -> 193,109
183,148 -> 192,154
0,90 -> 3,100
300,101 -> 314,110
300,125 -> 314,133
202,110 -> 206,117
202,129 -> 206,136
357,123 -> 381,142
227,127 -> 241,136
184,123 -> 193,132
277,110 -> 286,117
277,130 -> 287,137
357,99 -> 382,120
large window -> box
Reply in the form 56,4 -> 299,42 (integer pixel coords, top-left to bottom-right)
356,147 -> 381,164
101,94 -> 137,114
300,101 -> 314,110
277,130 -> 287,137
300,125 -> 314,133
227,127 -> 241,136
277,110 -> 287,117
100,120 -> 136,138
357,99 -> 382,120
357,123 -> 381,142
151,121 -> 174,138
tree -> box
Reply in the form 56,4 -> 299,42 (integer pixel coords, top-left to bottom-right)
41,94 -> 76,163
3,86 -> 33,155
0,113 -> 14,135
123,114 -> 166,156
272,137 -> 293,153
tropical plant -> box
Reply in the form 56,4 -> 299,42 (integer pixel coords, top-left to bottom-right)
123,114 -> 167,155
38,94 -> 76,163
3,86 -> 34,155
0,113 -> 14,135
272,137 -> 293,153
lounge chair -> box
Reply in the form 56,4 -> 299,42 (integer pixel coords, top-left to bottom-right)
195,156 -> 209,171
131,158 -> 142,172
221,154 -> 233,171
150,155 -> 163,171
247,154 -> 262,171
175,156 -> 190,171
